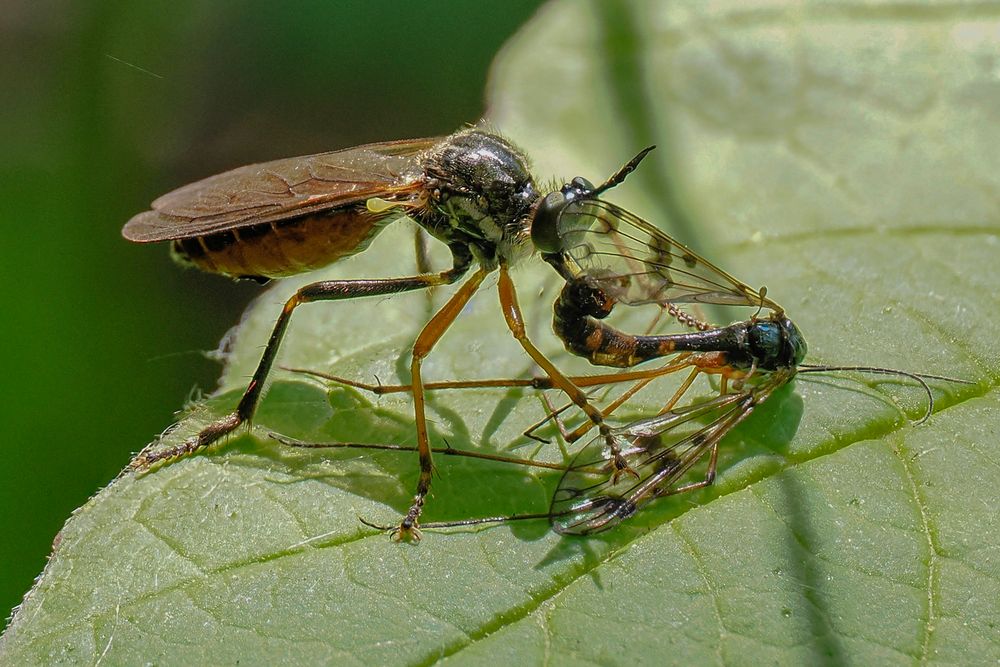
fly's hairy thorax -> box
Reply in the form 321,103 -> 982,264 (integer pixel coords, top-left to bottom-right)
418,129 -> 538,269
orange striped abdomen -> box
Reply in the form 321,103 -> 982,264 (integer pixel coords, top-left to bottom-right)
170,207 -> 393,279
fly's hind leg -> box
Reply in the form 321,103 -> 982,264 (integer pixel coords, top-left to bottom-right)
128,246 -> 473,472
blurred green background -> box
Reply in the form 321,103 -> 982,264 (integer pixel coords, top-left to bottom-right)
0,0 -> 542,620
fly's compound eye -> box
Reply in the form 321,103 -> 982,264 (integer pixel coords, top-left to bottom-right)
531,190 -> 568,254
533,176 -> 598,254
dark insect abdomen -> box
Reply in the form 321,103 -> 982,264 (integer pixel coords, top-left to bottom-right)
553,278 -> 678,368
170,207 -> 392,279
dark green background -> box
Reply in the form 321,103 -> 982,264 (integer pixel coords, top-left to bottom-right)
0,0 -> 541,621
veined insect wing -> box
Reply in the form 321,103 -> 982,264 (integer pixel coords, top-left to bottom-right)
121,137 -> 438,243
549,391 -> 751,535
553,198 -> 781,313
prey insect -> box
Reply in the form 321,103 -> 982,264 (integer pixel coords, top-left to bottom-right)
288,326 -> 969,536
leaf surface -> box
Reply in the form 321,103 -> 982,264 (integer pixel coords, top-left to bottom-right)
3,1 -> 998,664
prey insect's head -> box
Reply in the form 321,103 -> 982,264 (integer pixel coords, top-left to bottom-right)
747,315 -> 808,371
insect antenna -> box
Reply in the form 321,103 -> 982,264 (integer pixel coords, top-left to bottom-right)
592,145 -> 656,196
796,364 -> 974,425
356,509 -> 564,534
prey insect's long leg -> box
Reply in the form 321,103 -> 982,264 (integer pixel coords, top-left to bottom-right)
284,363 -> 689,394
650,374 -> 786,501
129,247 -> 473,471
271,434 -> 575,472
396,267 -> 491,540
556,360 -> 699,444
287,357 -> 698,444
659,440 -> 720,496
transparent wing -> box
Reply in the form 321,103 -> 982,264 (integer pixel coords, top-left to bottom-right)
556,198 -> 783,313
122,137 -> 438,242
549,369 -> 794,535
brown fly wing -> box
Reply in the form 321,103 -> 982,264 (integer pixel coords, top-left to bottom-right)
122,137 -> 441,243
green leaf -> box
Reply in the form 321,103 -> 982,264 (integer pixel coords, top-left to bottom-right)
4,1 -> 998,663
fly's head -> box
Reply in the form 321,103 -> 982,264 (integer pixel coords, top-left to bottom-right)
530,177 -> 595,262
529,144 -> 655,270
423,129 -> 538,267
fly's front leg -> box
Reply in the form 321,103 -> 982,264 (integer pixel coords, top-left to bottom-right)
496,265 -> 636,481
129,247 -> 472,472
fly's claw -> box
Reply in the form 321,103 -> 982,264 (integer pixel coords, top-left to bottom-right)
359,513 -> 423,542
393,501 -> 425,542
610,453 -> 640,483
391,522 -> 423,543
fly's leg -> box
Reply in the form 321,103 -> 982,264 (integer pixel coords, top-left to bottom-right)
413,227 -> 437,317
129,246 -> 473,472
496,265 -> 637,481
414,227 -> 433,275
395,267 -> 490,540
